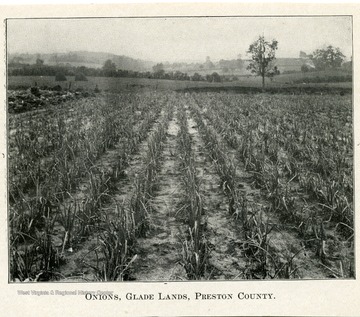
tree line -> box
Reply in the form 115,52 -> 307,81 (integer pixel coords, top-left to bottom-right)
246,36 -> 349,89
8,38 -> 348,88
8,59 -> 237,83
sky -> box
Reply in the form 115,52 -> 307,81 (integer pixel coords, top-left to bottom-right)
7,16 -> 352,63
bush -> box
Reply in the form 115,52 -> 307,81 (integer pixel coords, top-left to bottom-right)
75,72 -> 88,81
301,65 -> 309,73
55,72 -> 67,81
52,85 -> 62,91
30,86 -> 40,97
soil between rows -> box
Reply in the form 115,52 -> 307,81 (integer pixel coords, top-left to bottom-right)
186,112 -> 247,279
131,111 -> 187,280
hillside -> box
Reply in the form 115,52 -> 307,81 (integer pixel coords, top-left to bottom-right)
9,51 -> 155,72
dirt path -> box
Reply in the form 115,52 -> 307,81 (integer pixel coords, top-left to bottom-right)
131,110 -> 187,280
109,109 -> 165,203
185,110 -> 248,280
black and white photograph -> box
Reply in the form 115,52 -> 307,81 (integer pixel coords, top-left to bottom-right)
6,14 -> 354,283
2,3 -> 360,316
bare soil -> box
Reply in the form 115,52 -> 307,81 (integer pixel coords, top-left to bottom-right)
131,112 -> 187,281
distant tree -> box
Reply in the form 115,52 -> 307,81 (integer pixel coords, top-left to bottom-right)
191,72 -> 203,81
219,59 -> 227,69
173,71 -> 185,80
312,45 -> 345,70
152,63 -> 164,73
36,58 -> 44,66
102,59 -> 117,77
204,56 -> 214,69
152,63 -> 165,78
247,35 -> 279,90
206,72 -> 221,83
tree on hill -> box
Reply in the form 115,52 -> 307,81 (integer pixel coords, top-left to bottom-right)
204,56 -> 214,70
191,72 -> 203,81
312,45 -> 345,70
152,63 -> 165,78
102,59 -> 117,77
247,35 -> 279,90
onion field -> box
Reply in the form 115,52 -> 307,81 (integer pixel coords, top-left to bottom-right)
8,90 -> 353,281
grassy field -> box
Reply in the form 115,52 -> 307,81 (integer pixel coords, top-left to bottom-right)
8,82 -> 353,281
8,72 -> 352,94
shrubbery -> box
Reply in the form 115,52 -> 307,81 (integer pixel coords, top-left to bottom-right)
75,72 -> 88,81
55,72 -> 67,81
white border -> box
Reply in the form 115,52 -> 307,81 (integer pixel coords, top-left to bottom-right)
1,3 -> 359,316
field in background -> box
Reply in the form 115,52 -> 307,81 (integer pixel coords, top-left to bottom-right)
8,71 -> 352,94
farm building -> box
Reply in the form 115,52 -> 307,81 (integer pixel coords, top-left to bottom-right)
242,55 -> 315,74
274,57 -> 315,73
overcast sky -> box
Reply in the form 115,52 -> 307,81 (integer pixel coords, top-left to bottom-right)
7,16 -> 352,62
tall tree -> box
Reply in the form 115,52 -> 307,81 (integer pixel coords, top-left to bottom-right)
312,45 -> 345,70
247,36 -> 279,90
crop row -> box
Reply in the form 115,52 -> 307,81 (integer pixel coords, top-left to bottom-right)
186,96 -> 301,278
176,103 -> 207,279
82,98 -> 173,281
9,92 -> 167,281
